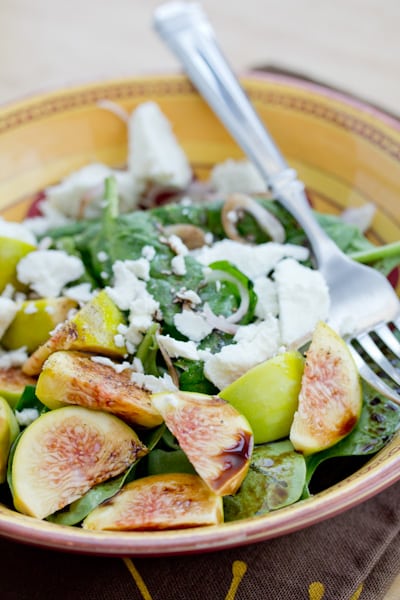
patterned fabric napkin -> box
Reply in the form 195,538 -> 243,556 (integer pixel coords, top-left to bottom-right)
1,478 -> 400,600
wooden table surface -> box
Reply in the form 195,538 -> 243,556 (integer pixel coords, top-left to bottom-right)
1,1 -> 400,597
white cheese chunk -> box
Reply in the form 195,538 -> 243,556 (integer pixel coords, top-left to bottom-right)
130,371 -> 178,393
63,282 -> 95,304
106,260 -> 160,353
253,276 -> 279,318
203,316 -> 281,390
0,347 -> 28,369
171,254 -> 186,276
157,334 -> 199,361
192,239 -> 309,280
17,250 -> 84,297
0,298 -> 18,338
210,159 -> 267,194
15,408 -> 40,427
274,258 -> 330,346
0,216 -> 37,246
173,310 -> 213,342
128,101 -> 192,189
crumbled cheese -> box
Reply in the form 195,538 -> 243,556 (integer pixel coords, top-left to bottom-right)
17,250 -> 84,297
192,239 -> 309,280
274,258 -> 330,346
43,163 -> 113,219
45,305 -> 55,314
23,204 -> 73,236
125,258 -> 150,281
0,347 -> 28,369
106,261 -> 160,352
0,298 -> 18,337
24,303 -> 38,315
90,356 -> 132,373
171,254 -> 186,276
0,216 -> 37,246
141,245 -> 156,261
175,288 -> 201,305
253,276 -> 279,318
157,334 -> 199,360
130,371 -> 178,393
97,251 -> 108,262
203,316 -> 281,390
114,333 -> 126,348
15,408 -> 40,427
210,159 -> 267,194
168,234 -> 189,256
128,101 -> 192,189
63,282 -> 95,304
173,310 -> 213,342
1,284 -> 15,299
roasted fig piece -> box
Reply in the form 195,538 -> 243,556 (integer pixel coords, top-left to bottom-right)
0,367 -> 36,409
23,290 -> 126,375
151,391 -> 253,496
290,321 -> 362,455
83,473 -> 223,531
11,405 -> 147,519
36,350 -> 163,428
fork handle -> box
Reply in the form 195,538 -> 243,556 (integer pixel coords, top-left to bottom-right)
154,2 -> 343,265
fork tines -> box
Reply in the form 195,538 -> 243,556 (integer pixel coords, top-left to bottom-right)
348,317 -> 400,405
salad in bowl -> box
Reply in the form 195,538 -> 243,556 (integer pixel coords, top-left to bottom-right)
0,95 -> 399,536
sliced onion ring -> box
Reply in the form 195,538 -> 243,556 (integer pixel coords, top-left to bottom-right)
222,192 -> 285,243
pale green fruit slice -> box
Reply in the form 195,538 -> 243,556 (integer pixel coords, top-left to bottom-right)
220,351 -> 304,444
2,298 -> 78,353
0,236 -> 35,293
11,406 -> 147,519
0,395 -> 20,482
83,473 -> 223,531
151,391 -> 253,496
290,321 -> 362,455
23,290 -> 126,375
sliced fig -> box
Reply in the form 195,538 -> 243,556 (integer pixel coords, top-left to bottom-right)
36,350 -> 163,428
151,391 -> 253,496
23,290 -> 126,376
11,406 -> 147,519
0,367 -> 37,409
290,321 -> 362,455
0,395 -> 20,482
82,473 -> 223,531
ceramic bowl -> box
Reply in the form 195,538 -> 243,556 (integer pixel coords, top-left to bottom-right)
0,73 -> 399,556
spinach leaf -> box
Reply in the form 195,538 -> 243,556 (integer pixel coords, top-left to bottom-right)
147,449 -> 196,476
46,424 -> 165,526
15,385 -> 49,416
223,440 -> 306,521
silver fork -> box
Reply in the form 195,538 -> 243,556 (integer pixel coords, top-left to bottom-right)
153,2 -> 400,404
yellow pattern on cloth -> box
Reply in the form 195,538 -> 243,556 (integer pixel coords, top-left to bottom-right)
123,558 -> 248,600
308,581 -> 364,599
